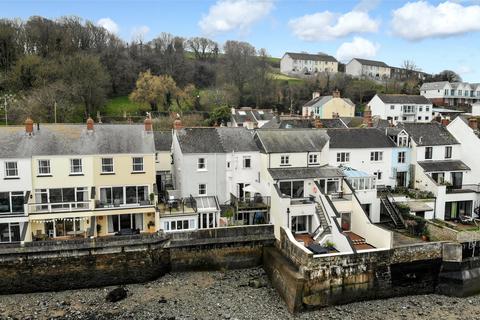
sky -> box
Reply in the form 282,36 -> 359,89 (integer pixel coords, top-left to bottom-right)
1,0 -> 480,81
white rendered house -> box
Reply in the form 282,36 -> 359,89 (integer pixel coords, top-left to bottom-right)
280,52 -> 338,76
368,94 -> 433,125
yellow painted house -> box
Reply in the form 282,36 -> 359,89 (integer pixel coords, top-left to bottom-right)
302,90 -> 355,119
25,119 -> 158,241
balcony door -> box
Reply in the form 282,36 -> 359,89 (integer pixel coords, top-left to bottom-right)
451,172 -> 463,189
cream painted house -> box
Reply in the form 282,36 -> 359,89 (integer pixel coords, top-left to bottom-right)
10,119 -> 159,241
302,90 -> 355,118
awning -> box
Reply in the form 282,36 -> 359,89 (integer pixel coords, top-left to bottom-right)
418,160 -> 470,172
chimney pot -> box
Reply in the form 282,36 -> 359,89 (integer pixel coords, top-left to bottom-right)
25,117 -> 34,134
363,106 -> 373,127
86,117 -> 94,131
144,117 -> 153,132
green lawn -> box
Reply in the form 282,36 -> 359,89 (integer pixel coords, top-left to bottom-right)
269,72 -> 304,84
103,96 -> 149,116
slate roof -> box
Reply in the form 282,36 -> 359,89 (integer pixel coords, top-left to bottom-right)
420,81 -> 450,91
0,124 -> 155,159
340,117 -> 364,128
175,127 -> 258,154
399,122 -> 459,146
418,160 -> 470,172
285,52 -> 338,63
254,129 -> 329,153
303,96 -> 355,108
231,109 -> 274,125
153,130 -> 173,152
376,94 -> 432,105
262,117 -> 347,129
353,58 -> 389,68
268,166 -> 344,180
326,128 -> 396,149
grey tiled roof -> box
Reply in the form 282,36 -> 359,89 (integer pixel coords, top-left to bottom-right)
231,109 -> 274,125
153,130 -> 173,151
268,166 -> 344,180
399,122 -> 459,146
175,127 -> 258,154
262,117 -> 347,129
326,128 -> 396,148
376,94 -> 432,104
420,81 -> 450,91
418,160 -> 470,172
353,58 -> 389,68
0,124 -> 155,158
254,129 -> 329,153
303,96 -> 355,108
285,52 -> 338,63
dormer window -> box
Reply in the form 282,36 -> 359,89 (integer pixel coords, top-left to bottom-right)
280,155 -> 290,166
308,154 -> 318,164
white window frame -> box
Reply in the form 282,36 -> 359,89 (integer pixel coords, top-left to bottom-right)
132,157 -> 144,172
445,146 -> 452,159
4,161 -> 18,178
374,171 -> 383,180
70,158 -> 83,175
308,154 -> 318,164
280,155 -> 290,166
243,156 -> 251,169
197,158 -> 207,171
398,152 -> 406,164
38,159 -> 51,176
336,152 -> 350,163
101,158 -> 114,173
198,183 -> 207,195
370,151 -> 383,162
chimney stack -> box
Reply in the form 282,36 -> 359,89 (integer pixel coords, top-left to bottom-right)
441,118 -> 450,126
86,117 -> 94,131
173,117 -> 183,130
25,117 -> 34,135
363,106 -> 373,127
314,117 -> 323,128
468,117 -> 478,130
144,117 -> 153,132
312,91 -> 321,100
332,89 -> 341,98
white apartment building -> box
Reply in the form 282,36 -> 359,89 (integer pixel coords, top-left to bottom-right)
280,52 -> 338,76
421,81 -> 480,107
368,94 -> 433,125
345,58 -> 391,80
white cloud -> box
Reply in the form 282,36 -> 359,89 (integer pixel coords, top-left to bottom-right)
354,0 -> 382,12
457,65 -> 473,75
336,37 -> 380,62
131,26 -> 150,41
199,0 -> 274,35
289,10 -> 379,41
391,1 -> 480,41
96,18 -> 119,35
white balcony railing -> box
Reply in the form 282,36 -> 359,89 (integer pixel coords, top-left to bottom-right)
28,201 -> 92,214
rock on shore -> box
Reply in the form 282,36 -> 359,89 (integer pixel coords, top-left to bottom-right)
0,267 -> 479,320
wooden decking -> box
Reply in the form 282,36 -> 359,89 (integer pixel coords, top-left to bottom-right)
294,234 -> 314,246
344,231 -> 376,250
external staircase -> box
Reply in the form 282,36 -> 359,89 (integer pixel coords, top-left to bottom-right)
380,192 -> 405,229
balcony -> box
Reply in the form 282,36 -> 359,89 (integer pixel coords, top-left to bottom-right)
447,184 -> 480,194
94,200 -> 153,209
28,201 -> 92,214
230,193 -> 270,212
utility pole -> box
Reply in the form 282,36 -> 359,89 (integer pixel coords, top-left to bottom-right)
4,96 -> 7,126
54,101 -> 57,124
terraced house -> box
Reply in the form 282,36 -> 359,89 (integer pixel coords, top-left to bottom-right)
0,118 -> 158,243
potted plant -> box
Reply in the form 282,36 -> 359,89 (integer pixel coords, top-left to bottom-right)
421,226 -> 430,241
147,220 -> 155,231
325,241 -> 335,250
223,207 -> 234,224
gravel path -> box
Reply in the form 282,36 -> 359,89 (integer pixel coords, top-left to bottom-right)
0,267 -> 478,320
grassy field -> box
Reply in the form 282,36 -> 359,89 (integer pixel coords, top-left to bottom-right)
269,71 -> 304,84
103,96 -> 150,116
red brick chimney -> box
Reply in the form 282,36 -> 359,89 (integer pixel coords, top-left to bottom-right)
173,117 -> 183,130
363,106 -> 373,127
468,117 -> 478,130
332,89 -> 341,98
315,117 -> 323,128
144,117 -> 153,132
86,117 -> 94,131
441,118 -> 450,126
25,117 -> 34,134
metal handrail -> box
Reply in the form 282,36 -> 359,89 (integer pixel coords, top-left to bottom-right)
28,201 -> 91,213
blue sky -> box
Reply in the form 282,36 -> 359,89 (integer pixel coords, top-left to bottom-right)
2,0 -> 480,81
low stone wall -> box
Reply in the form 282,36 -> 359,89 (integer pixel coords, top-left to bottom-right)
0,225 -> 276,294
0,233 -> 170,294
169,225 -> 275,271
426,221 -> 458,241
